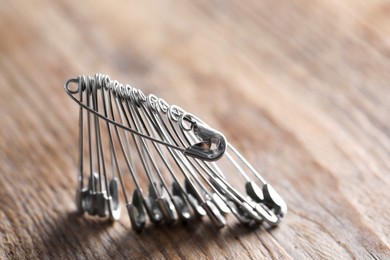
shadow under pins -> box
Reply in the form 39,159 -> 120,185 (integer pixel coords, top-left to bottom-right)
39,209 -> 268,259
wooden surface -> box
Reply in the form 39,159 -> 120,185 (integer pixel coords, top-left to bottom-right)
1,0 -> 390,259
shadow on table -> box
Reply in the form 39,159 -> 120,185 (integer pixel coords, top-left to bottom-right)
114,217 -> 269,258
39,211 -> 116,258
40,211 -> 270,258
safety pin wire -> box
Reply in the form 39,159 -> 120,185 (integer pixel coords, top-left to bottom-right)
115,91 -> 171,224
139,101 -> 213,219
112,96 -> 144,195
78,80 -> 84,191
180,123 -> 277,223
65,80 -> 187,154
137,102 -> 195,220
156,112 -> 209,204
126,101 -> 164,201
153,105 -> 228,225
182,130 -> 260,219
167,112 -> 221,202
86,84 -> 95,194
150,106 -> 208,206
99,84 -> 124,207
92,80 -> 105,194
169,110 -> 248,225
156,125 -> 220,222
128,101 -> 179,223
119,99 -> 163,211
129,100 -> 176,201
105,88 -> 130,204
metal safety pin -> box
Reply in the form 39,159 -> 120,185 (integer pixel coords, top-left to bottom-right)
65,74 -> 287,231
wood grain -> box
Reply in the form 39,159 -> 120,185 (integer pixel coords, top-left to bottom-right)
1,0 -> 390,259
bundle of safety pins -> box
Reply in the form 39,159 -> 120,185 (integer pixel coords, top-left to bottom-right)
64,74 -> 287,231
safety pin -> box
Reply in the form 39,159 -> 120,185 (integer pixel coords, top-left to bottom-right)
65,74 -> 287,231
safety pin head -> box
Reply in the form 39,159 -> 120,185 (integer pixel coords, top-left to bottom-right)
262,184 -> 288,218
181,114 -> 227,161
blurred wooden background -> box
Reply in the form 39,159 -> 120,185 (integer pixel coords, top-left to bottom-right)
1,0 -> 390,259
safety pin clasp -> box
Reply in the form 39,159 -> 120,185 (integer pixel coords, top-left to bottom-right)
182,118 -> 227,161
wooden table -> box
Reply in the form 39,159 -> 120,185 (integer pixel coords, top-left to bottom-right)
1,0 -> 389,259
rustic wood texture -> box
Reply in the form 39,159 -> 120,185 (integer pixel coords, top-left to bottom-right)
1,0 -> 390,259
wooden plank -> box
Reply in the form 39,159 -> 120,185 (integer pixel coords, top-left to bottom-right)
0,0 -> 389,258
